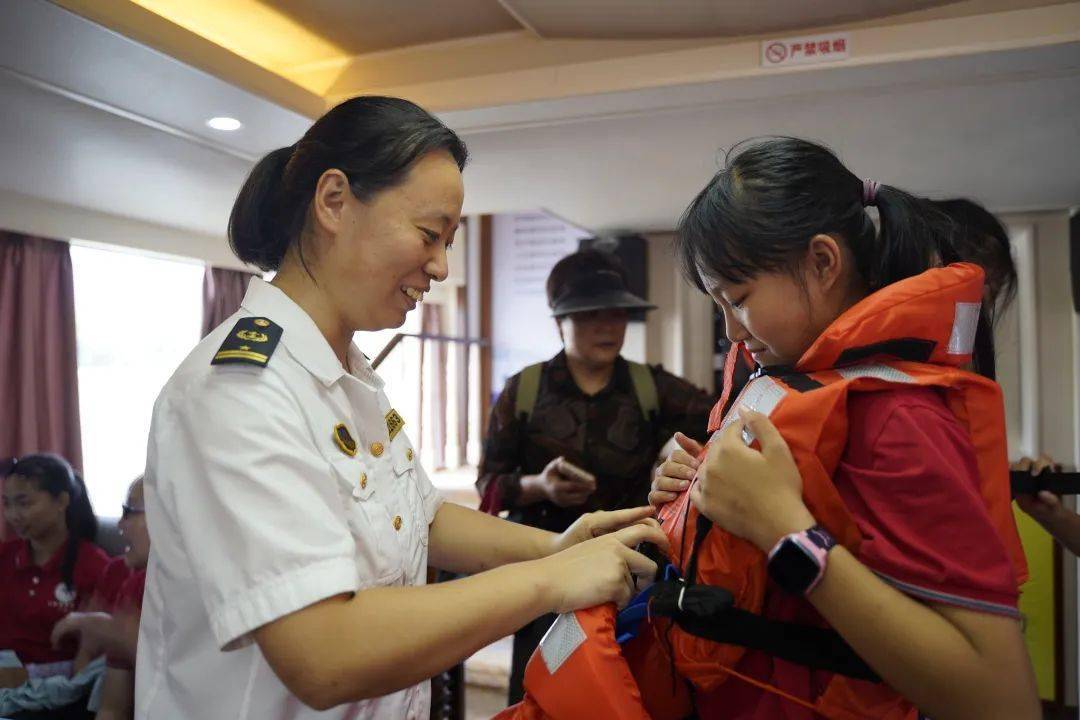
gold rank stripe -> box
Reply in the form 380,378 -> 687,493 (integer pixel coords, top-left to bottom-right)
214,349 -> 269,363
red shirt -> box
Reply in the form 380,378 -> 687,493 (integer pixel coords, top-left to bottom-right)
0,538 -> 109,664
106,569 -> 146,670
699,386 -> 1019,719
93,556 -> 132,611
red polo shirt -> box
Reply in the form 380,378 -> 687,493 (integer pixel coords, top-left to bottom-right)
698,386 -> 1020,719
106,568 -> 146,670
93,556 -> 132,611
0,538 -> 109,664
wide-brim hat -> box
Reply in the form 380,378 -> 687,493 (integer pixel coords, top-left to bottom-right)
549,268 -> 657,318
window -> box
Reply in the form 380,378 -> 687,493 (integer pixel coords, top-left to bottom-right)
71,244 -> 202,516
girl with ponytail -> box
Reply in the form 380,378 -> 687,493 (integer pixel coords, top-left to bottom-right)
651,138 -> 1039,719
0,453 -> 108,680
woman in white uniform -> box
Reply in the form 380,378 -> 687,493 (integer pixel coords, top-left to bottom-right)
134,96 -> 666,720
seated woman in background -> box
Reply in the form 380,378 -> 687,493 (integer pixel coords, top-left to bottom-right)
0,454 -> 106,686
52,476 -> 149,720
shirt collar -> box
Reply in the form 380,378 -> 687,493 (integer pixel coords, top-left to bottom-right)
239,278 -> 382,389
13,538 -> 67,573
548,350 -> 629,398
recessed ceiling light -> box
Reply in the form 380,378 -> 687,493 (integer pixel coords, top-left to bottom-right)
206,116 -> 242,131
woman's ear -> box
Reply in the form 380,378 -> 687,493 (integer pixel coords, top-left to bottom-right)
311,169 -> 351,237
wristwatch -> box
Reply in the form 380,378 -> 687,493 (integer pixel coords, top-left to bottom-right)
767,525 -> 836,596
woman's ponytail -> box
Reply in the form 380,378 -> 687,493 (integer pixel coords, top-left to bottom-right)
60,472 -> 98,592
228,146 -> 295,272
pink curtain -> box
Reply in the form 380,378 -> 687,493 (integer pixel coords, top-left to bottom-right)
202,266 -> 257,337
0,232 -> 83,539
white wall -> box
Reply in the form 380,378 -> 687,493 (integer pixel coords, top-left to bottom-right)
0,189 -> 243,269
645,232 -> 715,392
998,209 -> 1080,707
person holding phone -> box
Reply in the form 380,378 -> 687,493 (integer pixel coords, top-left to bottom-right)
477,249 -> 714,703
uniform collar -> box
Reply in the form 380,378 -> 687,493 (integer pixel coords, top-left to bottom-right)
239,278 -> 383,389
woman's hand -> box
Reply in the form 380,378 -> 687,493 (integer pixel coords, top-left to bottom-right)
521,456 -> 596,507
538,523 -> 669,613
1013,455 -> 1067,527
691,407 -> 815,552
649,432 -> 703,507
550,506 -> 665,555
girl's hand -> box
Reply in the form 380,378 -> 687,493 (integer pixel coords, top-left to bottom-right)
649,433 -> 703,507
551,506 -> 668,556
691,407 -> 815,552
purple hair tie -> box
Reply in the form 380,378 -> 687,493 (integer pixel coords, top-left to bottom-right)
862,179 -> 880,207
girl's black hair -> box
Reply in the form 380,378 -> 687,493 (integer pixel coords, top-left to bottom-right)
675,137 -> 1007,378
229,95 -> 469,272
6,454 -> 97,591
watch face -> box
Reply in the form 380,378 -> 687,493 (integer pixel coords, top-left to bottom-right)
768,541 -> 819,595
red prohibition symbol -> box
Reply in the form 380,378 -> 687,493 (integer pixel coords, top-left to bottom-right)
765,42 -> 788,64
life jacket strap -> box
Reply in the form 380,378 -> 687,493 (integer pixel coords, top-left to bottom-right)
650,581 -> 880,682
1011,470 -> 1080,497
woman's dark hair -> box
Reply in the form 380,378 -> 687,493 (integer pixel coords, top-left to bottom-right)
5,454 -> 97,591
675,137 -> 1006,378
932,198 -> 1017,317
229,96 -> 469,272
931,198 -> 1017,380
546,249 -> 626,309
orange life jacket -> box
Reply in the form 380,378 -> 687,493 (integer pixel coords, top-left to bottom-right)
497,263 -> 1028,720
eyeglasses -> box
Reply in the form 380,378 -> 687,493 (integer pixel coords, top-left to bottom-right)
120,504 -> 145,519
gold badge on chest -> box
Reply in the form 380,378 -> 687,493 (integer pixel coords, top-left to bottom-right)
333,423 -> 358,457
385,409 -> 405,441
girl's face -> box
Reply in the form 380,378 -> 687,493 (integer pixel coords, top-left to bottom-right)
2,475 -> 68,543
702,235 -> 855,368
312,150 -> 465,332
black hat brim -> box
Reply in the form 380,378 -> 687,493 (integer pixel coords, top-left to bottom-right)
550,290 -> 657,318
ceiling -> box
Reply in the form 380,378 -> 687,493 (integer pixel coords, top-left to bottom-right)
0,0 -> 1077,268
52,0 -> 1075,114
502,0 -> 961,38
268,0 -> 522,55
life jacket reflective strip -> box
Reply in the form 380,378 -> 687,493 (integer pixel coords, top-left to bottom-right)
499,264 -> 1027,720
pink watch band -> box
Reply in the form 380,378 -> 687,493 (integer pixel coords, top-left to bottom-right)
768,527 -> 832,595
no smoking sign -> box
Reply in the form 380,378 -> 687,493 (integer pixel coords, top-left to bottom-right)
761,32 -> 850,68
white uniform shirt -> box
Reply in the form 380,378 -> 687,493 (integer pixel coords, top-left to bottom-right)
135,278 -> 443,720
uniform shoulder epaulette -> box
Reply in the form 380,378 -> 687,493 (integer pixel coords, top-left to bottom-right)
211,317 -> 282,368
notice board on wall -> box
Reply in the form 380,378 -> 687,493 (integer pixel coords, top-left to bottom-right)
489,211 -> 591,399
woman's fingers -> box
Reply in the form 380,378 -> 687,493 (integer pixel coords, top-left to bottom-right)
611,522 -> 670,554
